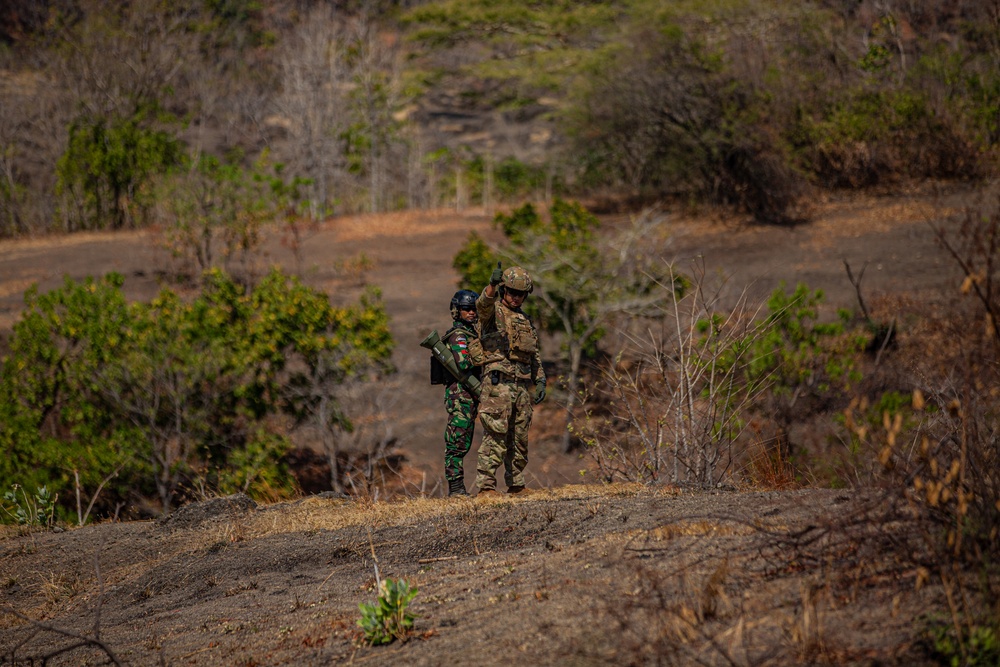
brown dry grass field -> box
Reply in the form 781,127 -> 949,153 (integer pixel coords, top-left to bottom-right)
0,187 -> 992,665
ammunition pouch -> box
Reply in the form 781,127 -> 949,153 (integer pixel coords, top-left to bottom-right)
466,335 -> 486,366
479,329 -> 508,364
507,313 -> 537,363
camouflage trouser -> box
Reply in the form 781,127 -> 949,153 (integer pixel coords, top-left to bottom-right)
444,388 -> 478,483
475,380 -> 533,491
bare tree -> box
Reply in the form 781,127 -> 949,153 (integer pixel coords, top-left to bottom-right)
0,88 -> 27,235
0,53 -> 73,234
277,5 -> 351,220
332,378 -> 400,495
348,12 -> 404,213
581,263 -> 772,487
52,0 -> 197,121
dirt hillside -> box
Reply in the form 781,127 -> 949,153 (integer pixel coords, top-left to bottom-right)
0,189 -> 981,665
1,485 -> 941,665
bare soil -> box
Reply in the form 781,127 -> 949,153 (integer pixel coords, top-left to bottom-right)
0,188 -> 983,665
1,487 -> 942,665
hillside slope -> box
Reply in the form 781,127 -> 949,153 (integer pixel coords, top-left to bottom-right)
1,485 -> 939,665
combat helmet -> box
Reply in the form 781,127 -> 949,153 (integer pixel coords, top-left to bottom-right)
501,266 -> 533,293
450,289 -> 479,319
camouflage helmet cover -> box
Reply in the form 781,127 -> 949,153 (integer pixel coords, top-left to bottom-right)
501,266 -> 533,293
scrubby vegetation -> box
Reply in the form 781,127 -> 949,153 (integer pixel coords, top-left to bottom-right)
0,268 -> 394,520
2,0 -> 999,236
407,0 -> 1000,221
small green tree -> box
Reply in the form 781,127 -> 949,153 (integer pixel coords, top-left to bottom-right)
747,283 -> 866,459
57,110 -> 183,231
454,199 -> 671,451
156,152 -> 311,277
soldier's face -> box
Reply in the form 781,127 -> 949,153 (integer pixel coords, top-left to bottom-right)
460,307 -> 477,324
502,289 -> 527,308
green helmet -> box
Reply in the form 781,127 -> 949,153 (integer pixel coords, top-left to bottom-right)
502,266 -> 533,293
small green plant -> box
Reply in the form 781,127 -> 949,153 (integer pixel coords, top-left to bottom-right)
357,577 -> 419,645
924,619 -> 1000,667
2,484 -> 57,527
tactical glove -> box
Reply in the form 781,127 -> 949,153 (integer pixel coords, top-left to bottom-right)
533,379 -> 546,404
490,262 -> 504,287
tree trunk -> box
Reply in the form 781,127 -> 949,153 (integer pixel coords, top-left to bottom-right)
560,343 -> 584,453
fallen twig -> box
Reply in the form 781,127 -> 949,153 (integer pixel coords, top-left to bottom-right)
417,556 -> 458,564
1,605 -> 125,666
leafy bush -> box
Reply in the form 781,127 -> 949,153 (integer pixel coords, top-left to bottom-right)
357,578 -> 418,645
57,111 -> 183,231
0,268 -> 394,520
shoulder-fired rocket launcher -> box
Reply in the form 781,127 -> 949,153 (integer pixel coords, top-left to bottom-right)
420,330 -> 482,399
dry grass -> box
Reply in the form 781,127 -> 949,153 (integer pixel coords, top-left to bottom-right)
641,519 -> 756,541
741,436 -> 798,490
239,483 -> 654,539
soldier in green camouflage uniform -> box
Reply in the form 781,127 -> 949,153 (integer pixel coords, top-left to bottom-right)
443,290 -> 481,496
474,266 -> 546,495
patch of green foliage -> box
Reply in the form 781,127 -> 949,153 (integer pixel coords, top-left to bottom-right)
749,283 -> 863,392
357,578 -> 418,646
57,110 -> 184,230
0,269 -> 394,521
465,155 -> 551,202
404,0 -> 619,91
923,619 -> 1000,667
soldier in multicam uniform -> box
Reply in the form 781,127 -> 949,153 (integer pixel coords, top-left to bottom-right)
474,265 -> 546,496
442,290 -> 481,496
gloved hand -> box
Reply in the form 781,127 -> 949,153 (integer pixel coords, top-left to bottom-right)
533,379 -> 546,404
490,262 -> 504,287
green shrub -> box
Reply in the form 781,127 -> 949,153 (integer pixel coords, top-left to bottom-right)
0,268 -> 394,520
357,578 -> 419,645
923,619 -> 1000,667
56,111 -> 183,231
465,156 -> 550,203
2,484 -> 57,528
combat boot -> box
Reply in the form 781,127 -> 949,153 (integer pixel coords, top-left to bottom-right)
448,479 -> 469,496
